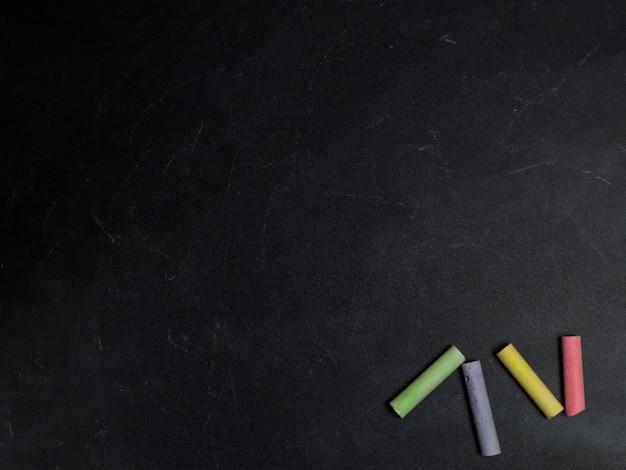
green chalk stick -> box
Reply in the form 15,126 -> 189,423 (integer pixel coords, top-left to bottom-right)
390,345 -> 465,418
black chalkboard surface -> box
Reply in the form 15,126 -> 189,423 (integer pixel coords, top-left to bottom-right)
2,2 -> 625,468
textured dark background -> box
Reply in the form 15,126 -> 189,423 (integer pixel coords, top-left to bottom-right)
1,2 -> 626,468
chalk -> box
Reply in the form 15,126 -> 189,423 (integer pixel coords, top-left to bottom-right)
562,335 -> 585,416
390,345 -> 465,418
462,361 -> 501,456
496,343 -> 563,418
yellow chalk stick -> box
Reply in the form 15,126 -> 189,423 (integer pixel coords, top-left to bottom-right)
496,343 -> 563,419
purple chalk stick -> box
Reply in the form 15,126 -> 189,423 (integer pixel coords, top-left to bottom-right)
462,361 -> 501,457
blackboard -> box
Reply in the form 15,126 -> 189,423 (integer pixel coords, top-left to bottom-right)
1,2 -> 625,468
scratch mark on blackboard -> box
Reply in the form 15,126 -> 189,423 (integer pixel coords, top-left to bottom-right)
191,116 -> 205,150
577,43 -> 601,67
506,161 -> 552,175
227,154 -> 237,192
229,365 -> 242,430
5,421 -> 14,438
130,206 -> 175,264
327,191 -> 408,208
168,328 -> 189,353
42,198 -> 58,246
438,33 -> 457,45
91,209 -> 119,243
260,192 -> 274,259
576,168 -> 612,185
128,76 -> 197,159
210,330 -> 217,378
325,349 -> 338,370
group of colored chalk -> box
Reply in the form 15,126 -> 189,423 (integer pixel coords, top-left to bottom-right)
389,336 -> 585,457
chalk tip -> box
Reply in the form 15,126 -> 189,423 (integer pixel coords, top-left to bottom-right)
389,401 -> 407,418
546,408 -> 564,419
565,405 -> 585,417
482,450 -> 502,457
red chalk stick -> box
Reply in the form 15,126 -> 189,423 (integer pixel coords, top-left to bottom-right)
562,335 -> 585,416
